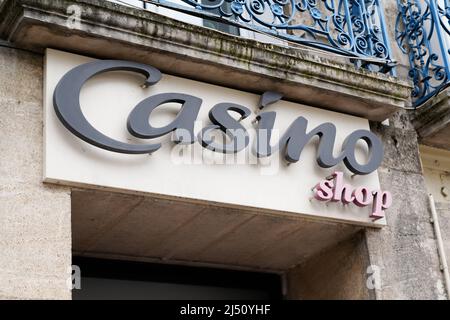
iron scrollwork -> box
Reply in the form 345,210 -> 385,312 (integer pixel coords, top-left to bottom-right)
121,0 -> 395,73
396,0 -> 450,107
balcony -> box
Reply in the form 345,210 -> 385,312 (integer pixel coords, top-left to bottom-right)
112,0 -> 396,73
0,0 -> 411,120
396,0 -> 450,149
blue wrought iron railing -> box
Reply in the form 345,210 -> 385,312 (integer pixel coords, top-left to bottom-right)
396,0 -> 450,107
111,0 -> 395,74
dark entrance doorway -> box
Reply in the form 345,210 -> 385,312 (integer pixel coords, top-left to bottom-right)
72,257 -> 283,300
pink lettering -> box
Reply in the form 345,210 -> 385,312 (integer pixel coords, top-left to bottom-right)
314,180 -> 334,201
353,187 -> 372,207
313,171 -> 392,221
371,190 -> 393,220
331,171 -> 355,204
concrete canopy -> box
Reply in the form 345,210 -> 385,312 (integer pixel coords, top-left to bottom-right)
72,189 -> 361,273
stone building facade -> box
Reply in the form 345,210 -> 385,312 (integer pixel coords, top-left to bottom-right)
0,0 -> 449,300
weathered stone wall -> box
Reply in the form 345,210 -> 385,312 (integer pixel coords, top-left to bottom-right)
286,232 -> 374,300
0,46 -> 71,299
365,112 -> 447,300
420,149 -> 450,286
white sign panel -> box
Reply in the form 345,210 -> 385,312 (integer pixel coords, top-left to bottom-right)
44,49 -> 386,226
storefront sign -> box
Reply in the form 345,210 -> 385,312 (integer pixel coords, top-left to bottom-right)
44,49 -> 388,227
53,60 -> 383,175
